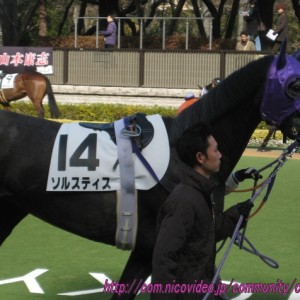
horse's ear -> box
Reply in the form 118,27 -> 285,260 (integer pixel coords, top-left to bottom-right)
276,39 -> 287,70
292,49 -> 300,61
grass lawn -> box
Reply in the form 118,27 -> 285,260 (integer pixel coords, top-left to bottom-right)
0,155 -> 299,300
218,155 -> 300,300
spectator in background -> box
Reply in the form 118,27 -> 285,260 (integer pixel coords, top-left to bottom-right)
177,79 -> 222,116
236,31 -> 256,51
243,0 -> 261,50
99,14 -> 117,48
272,3 -> 288,54
200,77 -> 222,97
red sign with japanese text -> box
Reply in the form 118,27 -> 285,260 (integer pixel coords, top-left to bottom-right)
0,47 -> 53,74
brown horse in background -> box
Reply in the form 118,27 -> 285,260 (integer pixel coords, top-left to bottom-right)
0,71 -> 60,118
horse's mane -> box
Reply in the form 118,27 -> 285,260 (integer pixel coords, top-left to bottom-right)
170,55 -> 275,144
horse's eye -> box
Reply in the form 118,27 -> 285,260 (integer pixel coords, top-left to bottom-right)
286,79 -> 300,99
290,83 -> 300,92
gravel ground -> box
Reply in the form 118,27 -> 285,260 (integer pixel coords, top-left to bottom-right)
243,148 -> 300,160
51,85 -> 198,108
53,93 -> 184,107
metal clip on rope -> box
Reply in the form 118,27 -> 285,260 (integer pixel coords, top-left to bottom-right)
121,124 -> 141,137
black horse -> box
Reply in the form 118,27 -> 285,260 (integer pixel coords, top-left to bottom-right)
1,45 -> 300,300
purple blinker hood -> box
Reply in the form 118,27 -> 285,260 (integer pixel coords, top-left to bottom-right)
260,55 -> 300,126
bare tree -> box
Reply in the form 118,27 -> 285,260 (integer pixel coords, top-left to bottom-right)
1,0 -> 298,49
77,0 -> 88,34
291,0 -> 300,21
190,0 -> 207,39
57,0 -> 75,36
0,0 -> 18,45
48,0 -> 300,52
168,0 -> 186,34
202,0 -> 226,39
224,0 -> 239,40
38,0 -> 47,37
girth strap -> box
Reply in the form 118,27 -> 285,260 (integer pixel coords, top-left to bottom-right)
0,76 -> 8,104
114,118 -> 138,250
0,89 -> 7,104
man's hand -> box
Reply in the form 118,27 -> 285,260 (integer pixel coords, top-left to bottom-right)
237,199 -> 254,219
225,168 -> 262,193
233,168 -> 262,183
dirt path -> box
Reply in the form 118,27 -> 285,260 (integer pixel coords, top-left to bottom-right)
243,148 -> 300,160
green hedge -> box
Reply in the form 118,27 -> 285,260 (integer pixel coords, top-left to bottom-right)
6,102 -> 269,129
8,102 -> 176,122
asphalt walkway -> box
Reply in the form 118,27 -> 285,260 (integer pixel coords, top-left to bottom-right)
51,85 -> 198,107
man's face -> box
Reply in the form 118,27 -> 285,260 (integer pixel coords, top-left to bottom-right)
241,34 -> 248,43
195,135 -> 222,178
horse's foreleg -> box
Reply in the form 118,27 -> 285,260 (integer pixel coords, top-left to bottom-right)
0,195 -> 28,246
111,249 -> 152,300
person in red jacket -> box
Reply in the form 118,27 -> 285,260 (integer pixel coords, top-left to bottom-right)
176,79 -> 222,116
176,92 -> 199,115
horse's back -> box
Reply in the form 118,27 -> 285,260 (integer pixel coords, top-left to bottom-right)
0,111 -> 60,170
18,71 -> 46,80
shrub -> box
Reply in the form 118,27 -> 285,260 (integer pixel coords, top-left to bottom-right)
6,102 -> 273,135
6,102 -> 177,122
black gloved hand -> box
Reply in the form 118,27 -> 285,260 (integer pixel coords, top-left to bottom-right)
237,199 -> 254,219
233,167 -> 262,183
273,31 -> 277,35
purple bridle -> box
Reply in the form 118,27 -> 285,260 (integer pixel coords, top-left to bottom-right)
260,55 -> 300,126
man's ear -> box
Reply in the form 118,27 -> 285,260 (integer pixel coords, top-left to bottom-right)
196,152 -> 206,164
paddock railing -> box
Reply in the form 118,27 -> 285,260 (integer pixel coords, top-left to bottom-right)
48,49 -> 267,89
74,17 -> 214,50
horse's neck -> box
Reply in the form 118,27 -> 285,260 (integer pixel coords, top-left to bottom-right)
214,105 -> 261,181
169,55 -> 274,181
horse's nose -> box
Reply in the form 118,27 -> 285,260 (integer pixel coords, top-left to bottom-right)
280,113 -> 300,139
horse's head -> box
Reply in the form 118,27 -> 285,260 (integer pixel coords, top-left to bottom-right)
260,40 -> 300,139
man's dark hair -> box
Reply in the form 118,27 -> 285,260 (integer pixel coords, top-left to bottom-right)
176,122 -> 212,167
107,14 -> 115,20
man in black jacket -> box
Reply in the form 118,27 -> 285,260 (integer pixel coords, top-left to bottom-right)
243,0 -> 261,50
151,123 -> 253,300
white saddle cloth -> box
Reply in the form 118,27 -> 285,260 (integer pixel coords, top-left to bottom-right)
47,114 -> 170,192
1,73 -> 17,89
